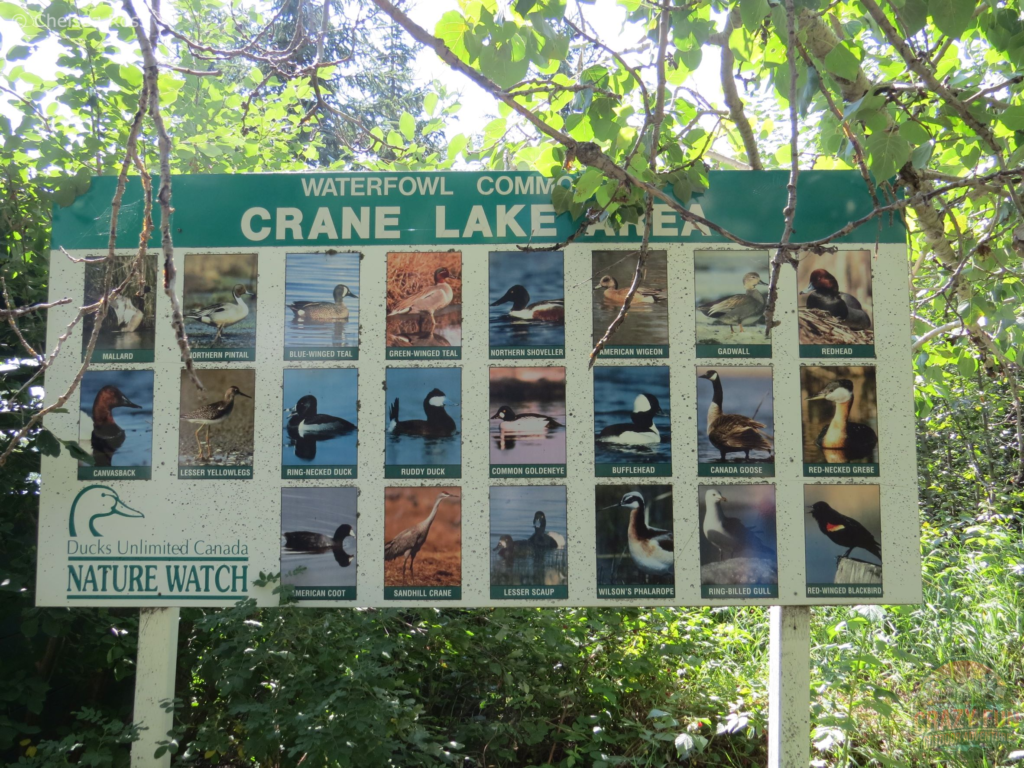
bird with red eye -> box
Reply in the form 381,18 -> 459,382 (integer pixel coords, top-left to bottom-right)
800,269 -> 871,330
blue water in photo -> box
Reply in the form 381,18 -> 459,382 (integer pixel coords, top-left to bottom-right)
280,487 -> 358,589
284,253 -> 360,349
79,370 -> 154,467
593,366 -> 671,465
696,369 -> 774,463
489,251 -> 565,348
489,486 -> 567,547
385,368 -> 461,467
282,369 -> 358,466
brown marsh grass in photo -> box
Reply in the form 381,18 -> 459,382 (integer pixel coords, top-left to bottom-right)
796,250 -> 874,347
386,252 -> 462,346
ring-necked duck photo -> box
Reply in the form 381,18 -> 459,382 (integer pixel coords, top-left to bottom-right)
282,369 -> 358,468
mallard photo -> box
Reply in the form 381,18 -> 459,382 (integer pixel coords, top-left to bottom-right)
81,254 -> 157,358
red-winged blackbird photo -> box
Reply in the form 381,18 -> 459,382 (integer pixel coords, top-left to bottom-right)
804,485 -> 882,586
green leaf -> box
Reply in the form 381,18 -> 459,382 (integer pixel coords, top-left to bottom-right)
64,440 -> 94,464
900,0 -> 929,35
6,45 -> 30,61
866,131 -> 910,179
436,11 -> 471,62
37,429 -> 61,458
551,183 -> 573,214
573,167 -> 603,202
928,0 -> 976,39
999,105 -> 1024,131
958,352 -> 978,377
399,112 -> 415,141
911,140 -> 934,168
823,43 -> 861,81
673,176 -> 693,204
898,120 -> 931,144
424,92 -> 438,117
740,0 -> 770,32
479,43 -> 529,88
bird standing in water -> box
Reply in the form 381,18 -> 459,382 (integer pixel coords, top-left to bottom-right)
185,284 -> 255,343
388,267 -> 455,333
180,385 -> 252,460
384,492 -> 460,580
90,385 -> 142,466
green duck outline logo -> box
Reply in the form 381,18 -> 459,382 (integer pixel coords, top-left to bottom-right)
69,484 -> 145,537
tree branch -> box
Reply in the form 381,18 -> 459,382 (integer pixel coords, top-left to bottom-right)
715,10 -> 763,170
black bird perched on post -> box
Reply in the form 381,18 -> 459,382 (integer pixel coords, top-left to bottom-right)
806,501 -> 881,561
384,491 -> 459,579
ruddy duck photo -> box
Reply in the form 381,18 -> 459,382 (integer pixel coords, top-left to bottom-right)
385,367 -> 461,475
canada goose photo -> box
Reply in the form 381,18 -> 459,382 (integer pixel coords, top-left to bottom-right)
384,488 -> 461,588
280,488 -> 358,593
697,368 -> 774,465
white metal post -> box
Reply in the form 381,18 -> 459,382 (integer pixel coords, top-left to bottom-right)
768,605 -> 811,767
131,607 -> 180,768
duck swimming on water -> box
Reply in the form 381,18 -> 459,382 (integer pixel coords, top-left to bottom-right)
595,275 -> 667,304
90,385 -> 142,466
597,393 -> 664,446
388,388 -> 457,438
698,370 -> 773,461
288,284 -> 357,322
806,378 -> 877,458
697,272 -> 768,333
491,405 -> 563,435
491,285 -> 564,323
284,524 -> 356,568
287,395 -> 356,439
801,269 -> 871,330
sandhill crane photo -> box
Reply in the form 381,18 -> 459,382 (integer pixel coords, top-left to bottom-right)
384,487 -> 461,590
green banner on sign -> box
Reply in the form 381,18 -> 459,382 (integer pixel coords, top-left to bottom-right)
384,465 -> 461,479
78,466 -> 152,481
384,586 -> 461,600
281,465 -> 357,479
490,585 -> 569,599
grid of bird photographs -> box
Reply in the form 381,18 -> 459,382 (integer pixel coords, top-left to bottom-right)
489,486 -> 568,599
593,366 -> 671,477
489,366 -> 566,478
591,250 -> 669,358
696,367 -> 774,477
182,253 -> 258,361
78,370 -> 154,480
694,251 -> 770,357
796,250 -> 874,357
804,484 -> 882,598
81,254 -> 157,363
800,365 -> 879,476
281,369 -> 357,479
385,252 -> 462,359
384,367 -> 461,479
283,252 -> 359,360
698,484 -> 778,598
594,484 -> 674,599
383,486 -> 461,599
280,487 -> 358,601
488,251 -> 565,358
177,369 -> 255,479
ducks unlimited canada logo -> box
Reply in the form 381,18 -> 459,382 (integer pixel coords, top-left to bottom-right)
69,485 -> 145,537
915,660 -> 1018,752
